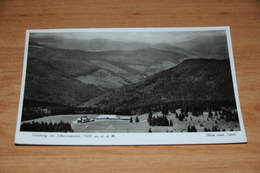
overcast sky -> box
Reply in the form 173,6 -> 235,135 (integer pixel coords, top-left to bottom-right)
30,29 -> 227,44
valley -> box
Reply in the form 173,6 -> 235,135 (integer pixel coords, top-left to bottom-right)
21,34 -> 236,126
24,41 -> 190,105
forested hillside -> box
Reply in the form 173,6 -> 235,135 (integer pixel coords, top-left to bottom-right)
83,59 -> 236,111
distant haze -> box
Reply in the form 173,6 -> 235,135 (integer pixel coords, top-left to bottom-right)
30,30 -> 227,44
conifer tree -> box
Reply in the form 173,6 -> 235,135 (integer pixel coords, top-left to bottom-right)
130,117 -> 133,123
135,116 -> 139,123
208,110 -> 213,119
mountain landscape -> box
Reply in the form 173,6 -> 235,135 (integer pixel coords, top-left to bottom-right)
23,34 -> 233,110
20,31 -> 243,135
81,59 -> 236,109
24,42 -> 188,105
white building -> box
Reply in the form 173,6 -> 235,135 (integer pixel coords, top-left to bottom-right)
95,115 -> 120,120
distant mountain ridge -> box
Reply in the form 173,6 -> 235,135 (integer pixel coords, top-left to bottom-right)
170,35 -> 229,59
30,35 -> 229,59
27,43 -> 188,83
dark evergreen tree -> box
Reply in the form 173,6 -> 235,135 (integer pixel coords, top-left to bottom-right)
191,125 -> 197,132
212,125 -> 220,132
208,110 -> 213,119
156,116 -> 161,126
188,125 -> 192,132
178,113 -> 184,121
130,117 -> 133,123
188,125 -> 197,132
135,116 -> 139,123
160,115 -> 169,126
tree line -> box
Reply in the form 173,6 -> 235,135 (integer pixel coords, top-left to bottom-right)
22,99 -> 237,122
20,120 -> 73,132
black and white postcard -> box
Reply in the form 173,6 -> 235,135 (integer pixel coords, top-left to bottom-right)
15,27 -> 247,145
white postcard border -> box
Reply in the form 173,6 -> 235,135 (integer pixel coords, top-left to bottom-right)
15,26 -> 247,145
